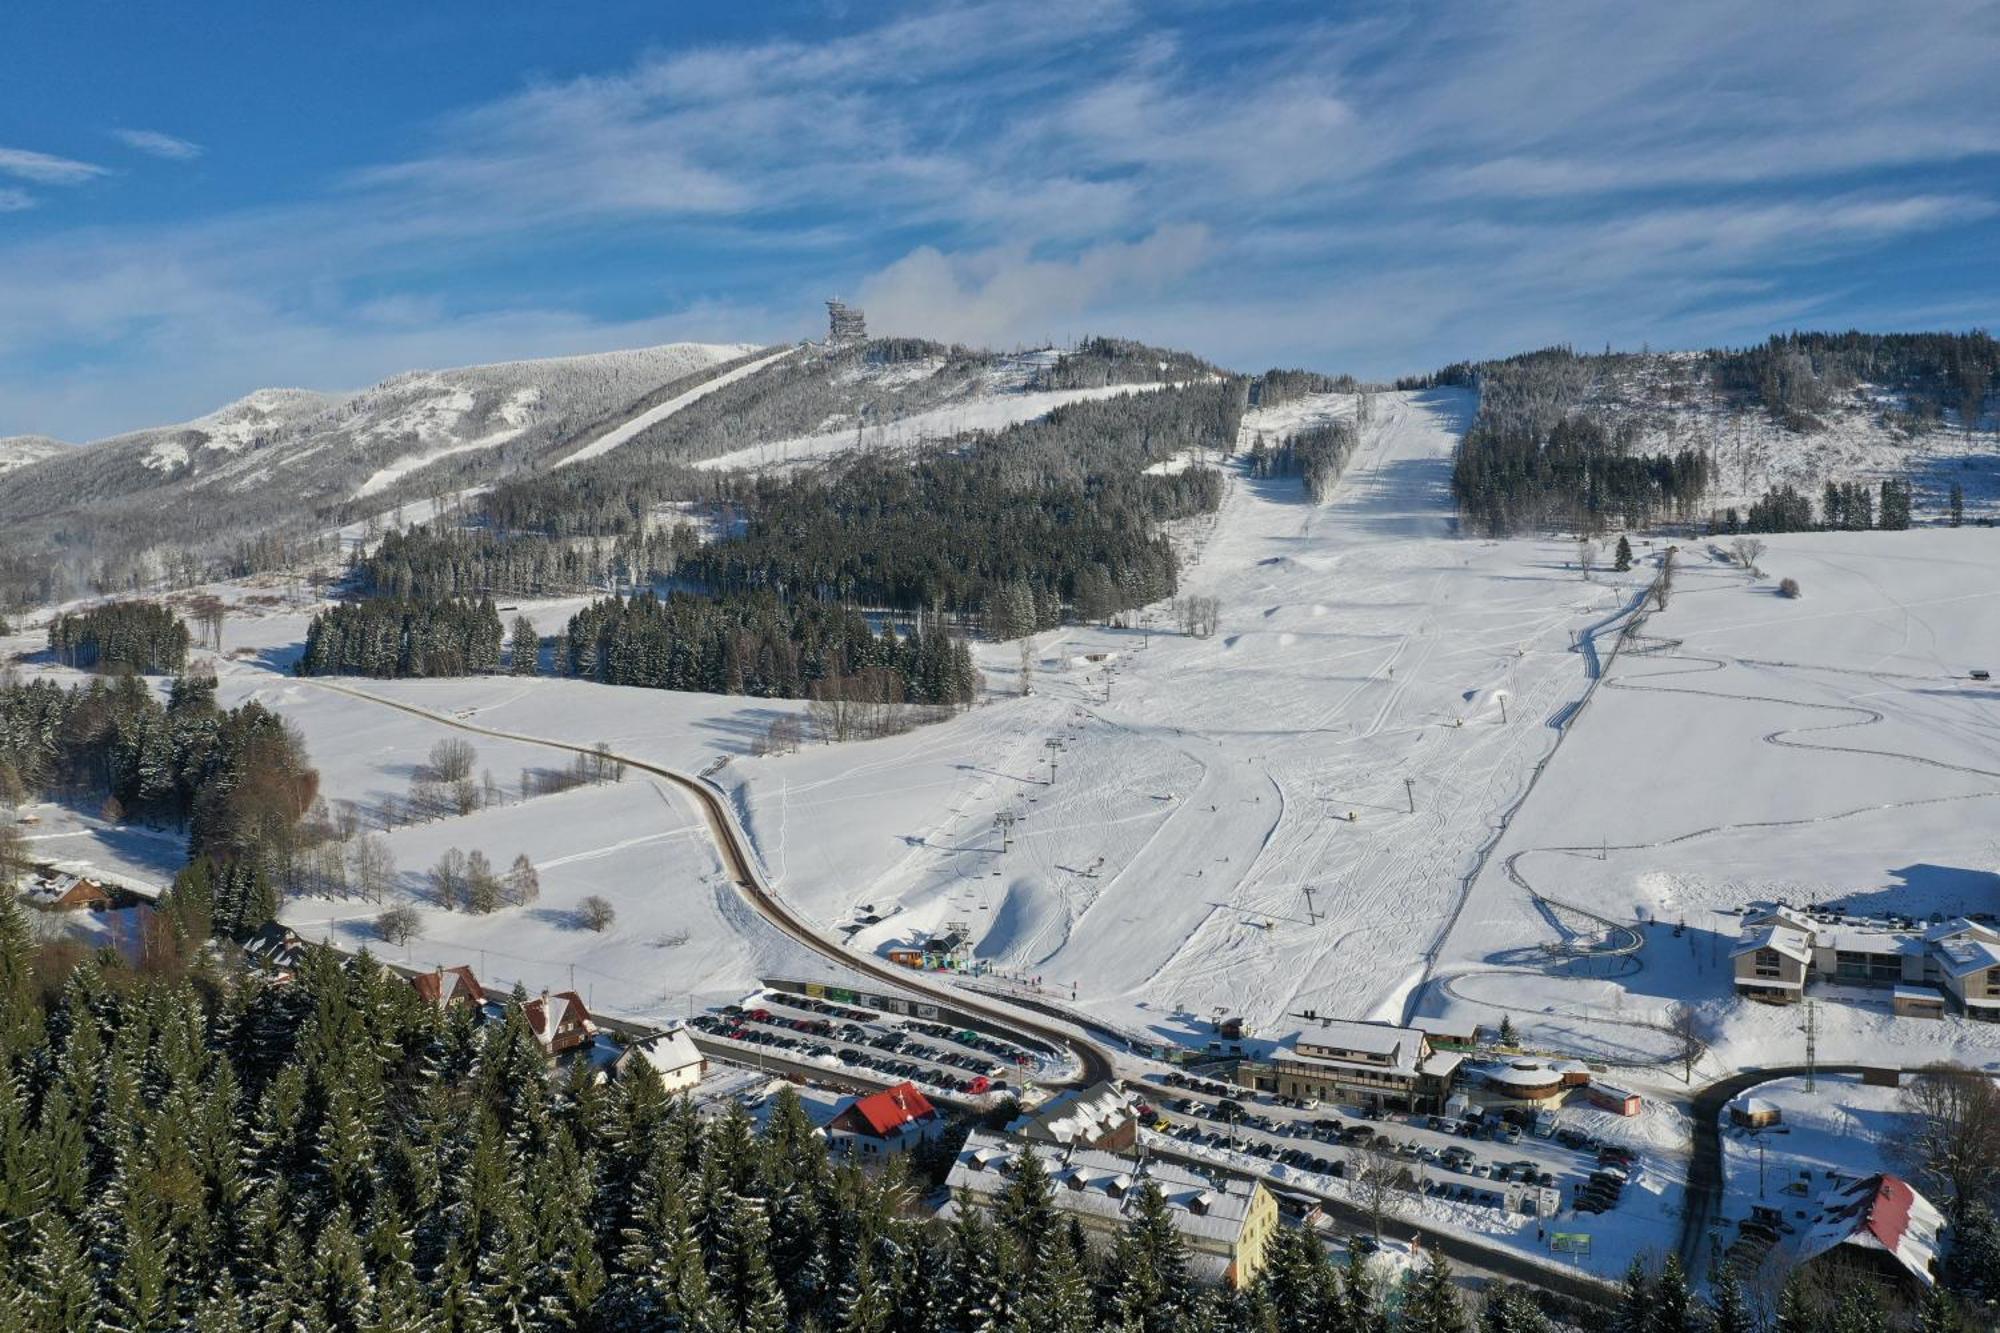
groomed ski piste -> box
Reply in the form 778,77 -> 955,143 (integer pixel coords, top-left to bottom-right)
10,377 -> 2000,1287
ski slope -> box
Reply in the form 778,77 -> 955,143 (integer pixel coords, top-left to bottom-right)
555,344 -> 795,468
694,381 -> 1175,473
714,389 -> 1640,1038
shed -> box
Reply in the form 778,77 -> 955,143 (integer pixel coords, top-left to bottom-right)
1729,1096 -> 1783,1129
1891,985 -> 1946,1020
1585,1083 -> 1642,1117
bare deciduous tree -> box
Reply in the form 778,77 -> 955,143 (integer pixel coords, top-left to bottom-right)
1900,1062 -> 2000,1218
1577,540 -> 1598,579
1666,1001 -> 1706,1084
1175,594 -> 1221,639
505,853 -> 540,907
349,834 -> 396,903
464,850 -> 500,913
577,895 -> 617,932
1347,1141 -> 1406,1239
427,738 -> 477,785
429,848 -> 467,911
1731,537 -> 1767,577
375,904 -> 421,945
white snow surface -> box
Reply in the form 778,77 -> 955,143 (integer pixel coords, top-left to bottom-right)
715,388 -> 1644,1044
556,343 -> 790,468
696,380 -> 1174,474
0,435 -> 69,474
1425,526 -> 2000,1073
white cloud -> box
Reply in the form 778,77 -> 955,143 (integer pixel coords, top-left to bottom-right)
3,0 -> 1999,437
0,189 -> 34,213
111,129 -> 204,160
0,146 -> 105,185
859,226 -> 1211,347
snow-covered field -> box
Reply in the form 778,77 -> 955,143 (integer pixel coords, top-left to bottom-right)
1426,527 -> 2000,1072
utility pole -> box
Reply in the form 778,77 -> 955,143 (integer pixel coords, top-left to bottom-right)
1405,778 -> 1415,814
1800,999 -> 1818,1092
1303,884 -> 1317,925
1499,694 -> 1508,723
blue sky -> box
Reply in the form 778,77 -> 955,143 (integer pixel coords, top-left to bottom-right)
4,0 -> 1997,441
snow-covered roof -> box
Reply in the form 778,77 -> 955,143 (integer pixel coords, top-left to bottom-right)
411,965 -> 484,1008
1892,984 -> 1947,1003
943,1130 -> 1260,1277
1274,1018 -> 1436,1076
1821,924 -> 1924,957
1732,921 -> 1812,964
1797,1173 -> 1944,1288
524,990 -> 594,1045
835,1082 -> 938,1139
1929,931 -> 2000,979
1008,1080 -> 1138,1146
1477,1060 -> 1565,1090
632,1027 -> 704,1075
1743,904 -> 1815,933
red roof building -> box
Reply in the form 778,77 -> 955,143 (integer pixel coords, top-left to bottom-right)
522,990 -> 597,1057
827,1081 -> 943,1163
411,965 -> 485,1013
1796,1173 -> 1945,1303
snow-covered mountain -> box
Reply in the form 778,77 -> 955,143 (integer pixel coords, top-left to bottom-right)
0,342 -> 762,594
0,434 -> 68,475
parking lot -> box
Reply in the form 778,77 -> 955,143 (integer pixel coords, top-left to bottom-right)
1135,1071 -> 1635,1221
687,989 -> 1042,1099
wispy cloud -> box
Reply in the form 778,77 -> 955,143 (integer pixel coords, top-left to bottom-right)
0,146 -> 106,185
2,0 -> 1998,441
111,128 -> 204,160
0,189 -> 35,213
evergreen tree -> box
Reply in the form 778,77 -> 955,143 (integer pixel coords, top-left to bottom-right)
1614,1259 -> 1651,1333
1400,1252 -> 1469,1333
1709,1272 -> 1753,1333
1649,1254 -> 1696,1333
1948,481 -> 1964,527
1913,1284 -> 1965,1333
1773,1275 -> 1813,1333
1614,535 -> 1633,571
1479,1283 -> 1551,1333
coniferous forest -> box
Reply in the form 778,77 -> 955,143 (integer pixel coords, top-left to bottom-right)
559,593 -> 977,705
45,602 -> 191,675
299,599 -> 506,679
0,900 -> 1981,1331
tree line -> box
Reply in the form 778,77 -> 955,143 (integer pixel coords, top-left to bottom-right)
299,598 -> 505,678
1725,478 -> 1916,535
558,592 -> 977,706
45,601 -> 190,674
1712,331 -> 1996,433
1247,420 -> 1360,502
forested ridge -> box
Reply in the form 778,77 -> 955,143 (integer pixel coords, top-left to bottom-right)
331,366 -> 1241,688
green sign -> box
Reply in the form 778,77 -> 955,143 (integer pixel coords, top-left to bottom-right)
1550,1232 -> 1591,1256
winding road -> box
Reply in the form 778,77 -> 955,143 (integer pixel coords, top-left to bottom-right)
296,677 -> 1117,1087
